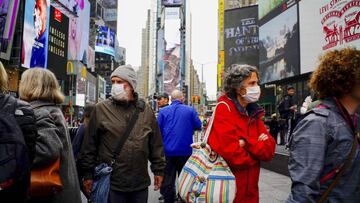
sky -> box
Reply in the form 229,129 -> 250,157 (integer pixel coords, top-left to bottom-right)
117,0 -> 218,98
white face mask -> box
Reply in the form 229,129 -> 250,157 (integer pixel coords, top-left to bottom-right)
111,84 -> 128,101
242,85 -> 261,103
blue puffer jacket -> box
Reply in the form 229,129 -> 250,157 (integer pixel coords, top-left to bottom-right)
157,100 -> 202,157
286,98 -> 360,203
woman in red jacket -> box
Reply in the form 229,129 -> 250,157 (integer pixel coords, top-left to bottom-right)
208,64 -> 276,203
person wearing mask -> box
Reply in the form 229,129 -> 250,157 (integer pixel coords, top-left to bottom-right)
78,65 -> 165,203
0,62 -> 37,202
207,64 -> 276,203
157,90 -> 202,203
157,93 -> 170,109
278,86 -> 297,146
19,68 -> 81,203
286,48 -> 360,202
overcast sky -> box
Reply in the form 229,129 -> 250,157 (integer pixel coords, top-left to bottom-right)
117,0 -> 218,98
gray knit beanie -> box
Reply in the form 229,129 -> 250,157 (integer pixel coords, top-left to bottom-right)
110,65 -> 137,90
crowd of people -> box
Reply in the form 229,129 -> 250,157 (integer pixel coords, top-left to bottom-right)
0,47 -> 359,203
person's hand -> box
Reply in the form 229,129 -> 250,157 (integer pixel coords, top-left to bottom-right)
154,176 -> 163,191
239,139 -> 246,147
258,133 -> 269,141
83,179 -> 93,197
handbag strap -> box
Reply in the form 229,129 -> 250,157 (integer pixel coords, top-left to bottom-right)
110,100 -> 145,166
317,135 -> 358,203
203,101 -> 230,144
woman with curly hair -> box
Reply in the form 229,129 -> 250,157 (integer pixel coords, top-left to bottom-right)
286,48 -> 360,203
207,64 -> 276,203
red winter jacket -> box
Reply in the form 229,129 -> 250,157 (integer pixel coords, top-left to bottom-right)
208,96 -> 276,203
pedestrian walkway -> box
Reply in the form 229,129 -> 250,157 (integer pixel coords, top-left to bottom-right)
148,168 -> 291,203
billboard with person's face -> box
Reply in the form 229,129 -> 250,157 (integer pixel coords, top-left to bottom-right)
164,8 -> 181,95
95,25 -> 115,57
259,2 -> 299,84
0,0 -> 20,60
300,0 -> 360,74
22,0 -> 51,68
68,0 -> 90,62
224,6 -> 259,71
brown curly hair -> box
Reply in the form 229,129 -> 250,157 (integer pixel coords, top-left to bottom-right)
309,48 -> 360,99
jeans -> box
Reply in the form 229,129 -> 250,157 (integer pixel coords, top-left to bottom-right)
108,188 -> 148,203
160,156 -> 189,203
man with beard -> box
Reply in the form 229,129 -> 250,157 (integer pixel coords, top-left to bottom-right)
78,65 -> 165,203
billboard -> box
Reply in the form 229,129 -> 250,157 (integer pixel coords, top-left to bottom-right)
47,6 -> 69,80
162,0 -> 183,7
259,3 -> 299,84
224,6 -> 259,70
68,0 -> 90,62
22,0 -> 51,68
300,0 -> 360,74
103,8 -> 117,22
164,8 -> 181,95
57,0 -> 85,15
87,46 -> 95,71
0,0 -> 20,60
259,0 -> 283,20
95,25 -> 115,56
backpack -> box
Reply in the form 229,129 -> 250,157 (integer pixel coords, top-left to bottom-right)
0,96 -> 30,191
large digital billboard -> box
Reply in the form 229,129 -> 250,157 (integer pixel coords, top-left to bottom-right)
259,3 -> 299,84
22,0 -> 51,68
0,0 -> 20,60
164,8 -> 181,95
162,0 -> 183,7
68,0 -> 90,62
224,6 -> 259,70
47,6 -> 69,80
95,25 -> 115,57
57,0 -> 85,15
300,0 -> 360,74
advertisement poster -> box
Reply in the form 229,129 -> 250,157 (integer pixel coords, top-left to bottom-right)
87,46 -> 95,71
224,6 -> 259,70
22,0 -> 51,68
259,0 -> 283,20
157,29 -> 165,74
300,0 -> 360,74
95,25 -> 115,56
47,6 -> 69,80
86,72 -> 96,104
57,0 -> 85,15
68,0 -> 90,62
259,3 -> 299,84
164,8 -> 181,95
0,0 -> 20,60
163,0 -> 183,7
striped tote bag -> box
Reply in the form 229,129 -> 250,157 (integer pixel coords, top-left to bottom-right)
178,101 -> 236,203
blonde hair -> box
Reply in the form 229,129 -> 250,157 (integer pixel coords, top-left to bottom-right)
19,68 -> 64,104
0,61 -> 8,93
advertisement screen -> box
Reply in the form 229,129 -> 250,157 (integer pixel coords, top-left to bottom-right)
157,29 -> 165,74
259,0 -> 283,20
57,0 -> 86,15
22,0 -> 51,68
164,8 -> 181,95
47,6 -> 69,80
87,46 -> 95,71
0,0 -> 20,60
68,0 -> 90,62
95,25 -> 115,57
224,6 -> 259,70
300,0 -> 360,74
259,4 -> 299,84
162,0 -> 183,7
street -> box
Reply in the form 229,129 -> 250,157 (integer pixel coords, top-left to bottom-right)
148,168 -> 291,203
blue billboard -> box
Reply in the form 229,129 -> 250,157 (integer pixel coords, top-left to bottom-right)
95,25 -> 115,57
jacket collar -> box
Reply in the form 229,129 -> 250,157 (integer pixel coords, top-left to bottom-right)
171,100 -> 182,106
30,100 -> 56,109
221,95 -> 264,117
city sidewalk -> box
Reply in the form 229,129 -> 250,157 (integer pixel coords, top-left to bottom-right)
148,168 -> 291,203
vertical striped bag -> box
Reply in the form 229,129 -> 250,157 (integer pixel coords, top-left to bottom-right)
178,102 -> 236,203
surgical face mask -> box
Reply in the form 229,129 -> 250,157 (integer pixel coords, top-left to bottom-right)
111,84 -> 128,101
242,85 -> 261,103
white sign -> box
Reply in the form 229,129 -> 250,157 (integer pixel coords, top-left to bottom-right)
300,0 -> 360,74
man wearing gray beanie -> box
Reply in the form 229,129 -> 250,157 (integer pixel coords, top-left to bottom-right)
78,65 -> 165,203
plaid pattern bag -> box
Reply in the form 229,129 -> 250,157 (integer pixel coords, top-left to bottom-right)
178,101 -> 236,203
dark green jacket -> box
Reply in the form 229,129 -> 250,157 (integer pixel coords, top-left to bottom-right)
78,98 -> 165,192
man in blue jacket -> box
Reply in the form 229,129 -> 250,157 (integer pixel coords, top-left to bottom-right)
158,89 -> 202,203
